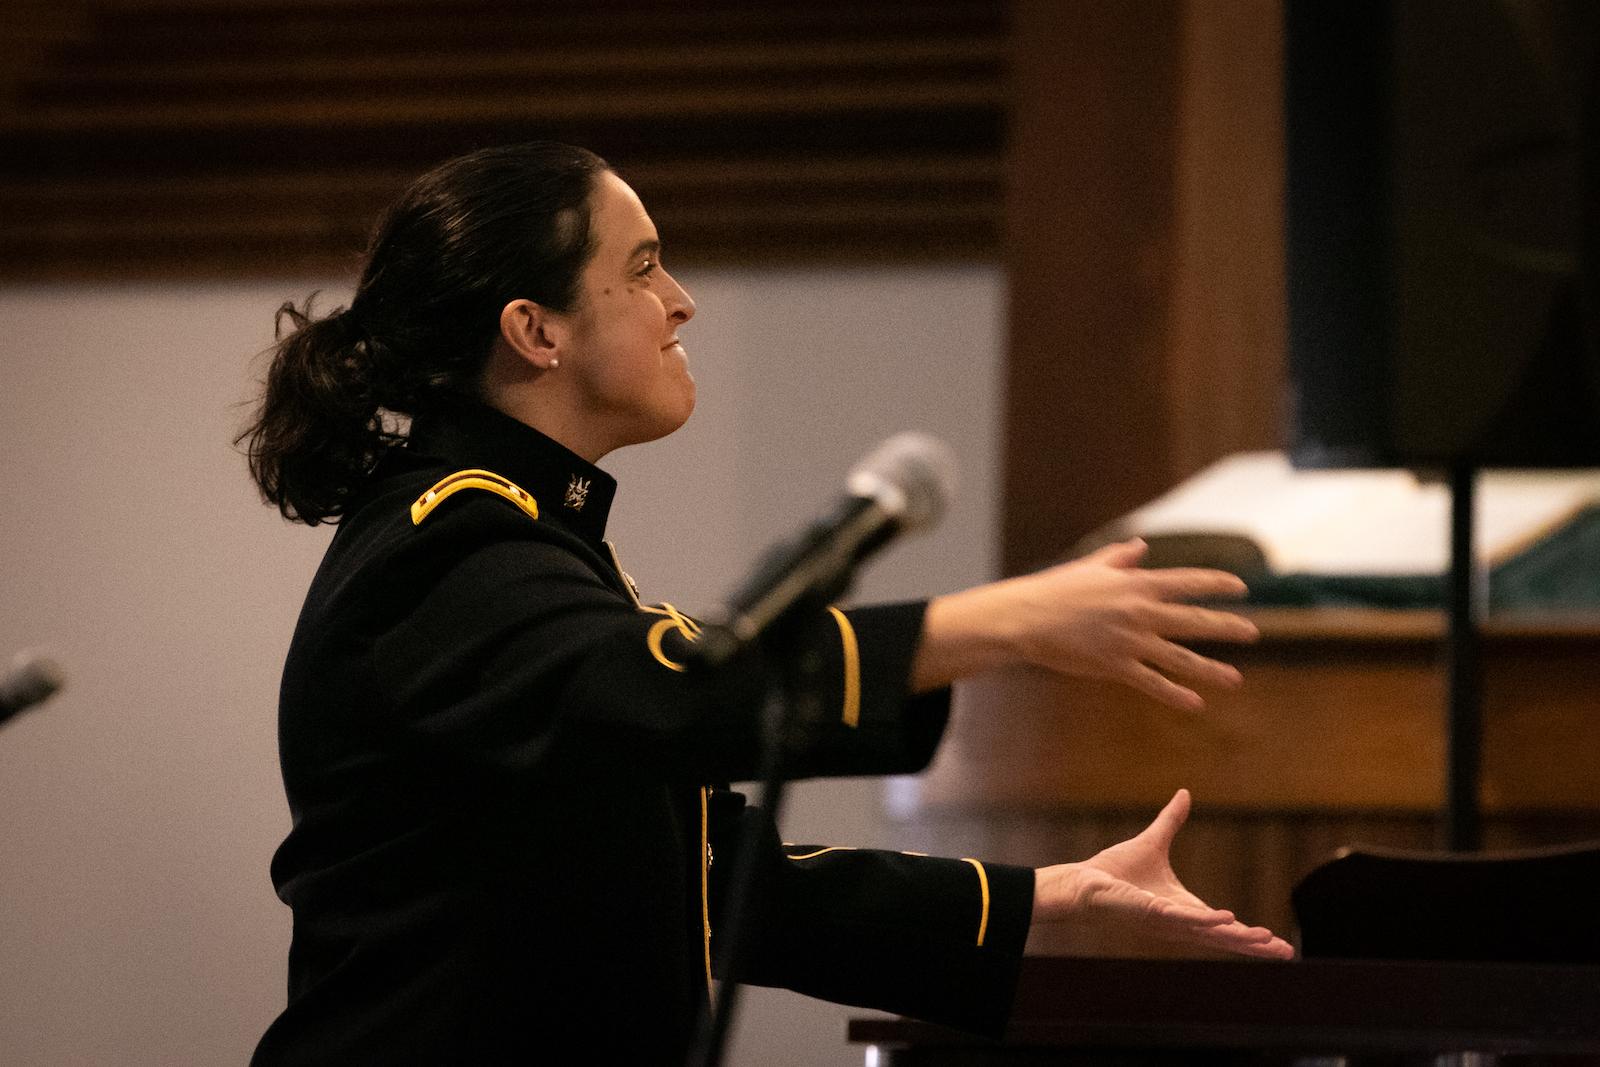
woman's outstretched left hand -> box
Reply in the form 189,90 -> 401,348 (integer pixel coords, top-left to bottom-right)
912,538 -> 1259,711
1027,789 -> 1294,960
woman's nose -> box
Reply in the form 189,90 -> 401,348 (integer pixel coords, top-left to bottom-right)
666,271 -> 695,324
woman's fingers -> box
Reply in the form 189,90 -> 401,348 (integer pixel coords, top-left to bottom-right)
1138,567 -> 1250,602
1123,663 -> 1206,712
1213,928 -> 1296,959
1143,602 -> 1260,643
1210,933 -> 1294,959
1147,896 -> 1233,926
1080,538 -> 1150,569
1072,607 -> 1250,708
1138,789 -> 1192,851
1149,898 -> 1295,958
1138,636 -> 1245,691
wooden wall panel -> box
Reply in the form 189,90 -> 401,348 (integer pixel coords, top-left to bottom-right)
0,3 -> 90,108
1166,0 -> 1287,479
0,0 -> 1008,278
1003,0 -> 1182,574
1002,0 -> 1289,571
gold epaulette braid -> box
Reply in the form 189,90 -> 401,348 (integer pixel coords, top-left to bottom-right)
410,469 -> 540,526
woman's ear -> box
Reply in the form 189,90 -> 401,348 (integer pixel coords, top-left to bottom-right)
498,299 -> 565,371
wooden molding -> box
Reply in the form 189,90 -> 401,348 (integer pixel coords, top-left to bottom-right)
0,0 -> 1007,278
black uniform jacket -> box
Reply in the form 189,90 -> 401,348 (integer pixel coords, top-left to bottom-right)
252,401 -> 1033,1066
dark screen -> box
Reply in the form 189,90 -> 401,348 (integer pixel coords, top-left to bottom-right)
1285,0 -> 1600,469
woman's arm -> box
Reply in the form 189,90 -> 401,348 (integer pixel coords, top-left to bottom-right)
369,504 -> 950,784
708,789 -> 1035,1038
911,539 -> 1259,710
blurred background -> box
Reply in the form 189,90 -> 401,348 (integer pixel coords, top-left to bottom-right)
9,1 -> 1587,1064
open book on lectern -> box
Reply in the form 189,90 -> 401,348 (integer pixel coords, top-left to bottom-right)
1080,453 -> 1600,610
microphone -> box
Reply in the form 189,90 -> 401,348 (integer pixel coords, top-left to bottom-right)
1,649 -> 65,729
693,432 -> 957,667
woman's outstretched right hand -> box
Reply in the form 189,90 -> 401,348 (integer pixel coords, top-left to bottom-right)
1027,789 -> 1293,960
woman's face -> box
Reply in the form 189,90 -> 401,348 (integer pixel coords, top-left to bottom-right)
561,171 -> 697,452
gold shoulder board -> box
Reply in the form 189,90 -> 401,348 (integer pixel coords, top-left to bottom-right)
410,468 -> 540,526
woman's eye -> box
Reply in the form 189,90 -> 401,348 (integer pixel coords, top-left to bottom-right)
637,258 -> 657,277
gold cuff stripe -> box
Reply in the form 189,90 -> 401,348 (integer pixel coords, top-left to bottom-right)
784,845 -> 858,861
410,469 -> 539,526
961,858 -> 991,947
827,607 -> 861,728
700,786 -> 713,1003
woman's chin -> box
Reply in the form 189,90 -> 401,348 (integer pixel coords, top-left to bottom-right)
665,380 -> 696,432
627,391 -> 696,447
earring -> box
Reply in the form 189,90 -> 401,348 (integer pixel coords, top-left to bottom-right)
547,359 -> 560,370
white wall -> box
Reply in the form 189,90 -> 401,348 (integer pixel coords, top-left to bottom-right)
0,263 -> 1003,1066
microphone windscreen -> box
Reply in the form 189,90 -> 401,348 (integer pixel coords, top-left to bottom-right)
846,432 -> 958,534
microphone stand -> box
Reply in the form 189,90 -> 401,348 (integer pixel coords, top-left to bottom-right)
1443,460 -> 1484,852
685,586 -> 846,1067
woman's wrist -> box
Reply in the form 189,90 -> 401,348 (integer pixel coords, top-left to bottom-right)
910,582 -> 1022,692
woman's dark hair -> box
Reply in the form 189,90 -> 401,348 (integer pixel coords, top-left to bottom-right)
239,141 -> 611,524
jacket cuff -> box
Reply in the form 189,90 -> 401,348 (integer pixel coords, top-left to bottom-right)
792,600 -> 951,777
960,860 -> 1034,1037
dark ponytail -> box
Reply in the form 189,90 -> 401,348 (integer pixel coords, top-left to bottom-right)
239,142 -> 610,524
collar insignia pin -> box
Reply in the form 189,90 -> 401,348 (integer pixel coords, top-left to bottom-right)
564,475 -> 590,511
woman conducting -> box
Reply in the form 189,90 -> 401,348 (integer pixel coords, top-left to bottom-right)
242,142 -> 1290,1065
